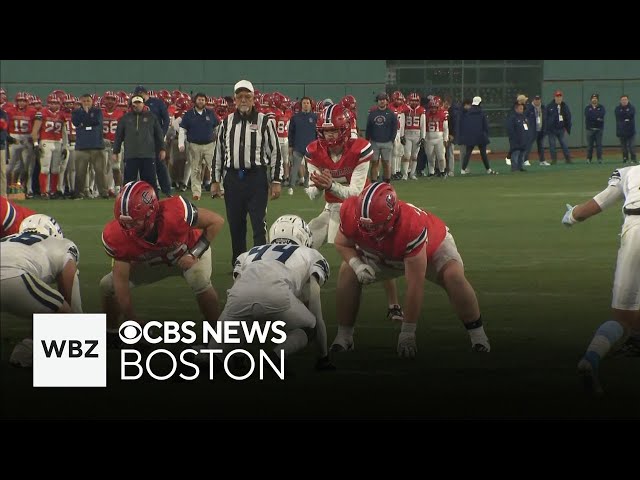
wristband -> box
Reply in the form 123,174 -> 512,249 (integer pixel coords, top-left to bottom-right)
189,232 -> 210,258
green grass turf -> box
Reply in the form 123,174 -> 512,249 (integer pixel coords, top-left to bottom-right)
2,158 -> 639,419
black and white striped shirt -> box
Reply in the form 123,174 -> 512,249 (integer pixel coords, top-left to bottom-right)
214,108 -> 283,183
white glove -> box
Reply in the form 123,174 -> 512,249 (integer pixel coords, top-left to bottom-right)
397,332 -> 417,358
562,204 -> 578,227
349,257 -> 376,285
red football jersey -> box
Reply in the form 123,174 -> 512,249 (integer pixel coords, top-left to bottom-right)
1,196 -> 37,238
61,110 -> 77,141
7,106 -> 37,135
339,197 -> 447,268
36,108 -> 66,141
305,137 -> 373,204
426,109 -> 448,133
101,196 -> 201,265
102,108 -> 125,142
275,109 -> 291,139
404,106 -> 426,131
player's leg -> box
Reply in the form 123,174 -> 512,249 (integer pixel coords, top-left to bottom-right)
429,233 -> 490,352
1,273 -> 70,367
272,289 -> 318,360
578,225 -> 640,395
182,248 -> 220,323
330,260 -> 363,352
309,207 -> 330,249
401,139 -> 413,180
49,142 -> 62,197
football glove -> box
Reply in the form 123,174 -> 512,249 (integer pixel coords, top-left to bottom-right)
562,204 -> 578,227
397,332 -> 417,358
61,148 -> 69,161
349,257 -> 376,285
400,136 -> 406,145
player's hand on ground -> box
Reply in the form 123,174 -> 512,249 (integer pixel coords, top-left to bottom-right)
355,263 -> 376,284
562,204 -> 577,227
397,332 -> 417,358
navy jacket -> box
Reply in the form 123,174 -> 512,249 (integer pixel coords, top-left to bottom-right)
180,108 -> 219,144
546,101 -> 572,135
145,97 -> 170,135
615,103 -> 636,137
525,103 -> 546,138
0,108 -> 7,149
288,111 -> 318,155
506,111 -> 529,151
584,104 -> 605,130
72,107 -> 104,150
365,107 -> 398,143
448,104 -> 461,142
458,106 -> 490,146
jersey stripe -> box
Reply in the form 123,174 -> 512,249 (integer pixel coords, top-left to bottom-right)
405,227 -> 427,253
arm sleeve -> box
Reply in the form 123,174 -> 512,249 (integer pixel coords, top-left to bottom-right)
420,113 -> 426,139
593,169 -> 625,210
326,161 -> 369,201
266,118 -> 283,182
214,119 -> 225,183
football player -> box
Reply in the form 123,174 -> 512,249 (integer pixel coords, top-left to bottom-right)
1,214 -> 82,367
1,196 -> 36,238
563,165 -> 640,395
331,182 -> 491,358
100,181 -> 225,346
401,93 -> 426,180
305,104 -> 405,323
424,97 -> 448,177
204,215 -> 333,370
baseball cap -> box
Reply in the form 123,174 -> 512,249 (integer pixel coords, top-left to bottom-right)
516,94 -> 528,103
133,85 -> 147,94
472,96 -> 482,106
376,92 -> 389,101
131,95 -> 144,104
533,94 -> 541,100
591,93 -> 599,99
554,90 -> 563,96
234,80 -> 254,94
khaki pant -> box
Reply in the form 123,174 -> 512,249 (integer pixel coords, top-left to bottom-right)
75,149 -> 108,197
187,142 -> 214,198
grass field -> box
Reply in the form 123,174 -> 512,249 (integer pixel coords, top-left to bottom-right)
2,158 -> 639,420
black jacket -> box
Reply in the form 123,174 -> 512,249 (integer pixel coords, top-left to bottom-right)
113,110 -> 165,160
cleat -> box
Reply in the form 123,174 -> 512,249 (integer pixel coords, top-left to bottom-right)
472,343 -> 490,353
386,304 -> 404,322
577,357 -> 604,396
330,337 -> 354,353
9,339 -> 33,368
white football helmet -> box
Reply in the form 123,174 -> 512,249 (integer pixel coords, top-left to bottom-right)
269,215 -> 312,247
19,214 -> 64,239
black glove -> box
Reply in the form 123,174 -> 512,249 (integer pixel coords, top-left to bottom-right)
7,135 -> 17,145
400,136 -> 406,145
419,138 -> 426,148
61,148 -> 69,161
315,355 -> 336,371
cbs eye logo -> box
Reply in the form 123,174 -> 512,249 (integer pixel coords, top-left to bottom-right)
119,320 -> 142,345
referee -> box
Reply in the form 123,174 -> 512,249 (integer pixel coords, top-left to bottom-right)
211,79 -> 283,266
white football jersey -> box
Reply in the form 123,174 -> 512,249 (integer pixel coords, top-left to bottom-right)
608,165 -> 640,211
233,243 -> 329,298
0,233 -> 79,282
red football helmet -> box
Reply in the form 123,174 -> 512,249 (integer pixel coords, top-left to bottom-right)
391,90 -> 404,106
114,181 -> 159,238
46,94 -> 61,111
407,92 -> 420,107
15,91 -> 29,103
356,182 -> 399,239
341,95 -> 357,111
428,98 -> 440,112
0,88 -> 7,103
316,104 -> 351,148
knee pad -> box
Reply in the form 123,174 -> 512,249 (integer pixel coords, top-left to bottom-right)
99,273 -> 115,296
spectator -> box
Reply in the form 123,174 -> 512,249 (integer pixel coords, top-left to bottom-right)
585,93 -> 605,164
0,107 -> 7,196
615,94 -> 637,164
523,95 -> 549,166
178,93 -> 218,201
506,94 -> 529,166
546,90 -> 572,164
112,96 -> 166,190
506,102 -> 529,172
211,80 -> 283,267
365,92 -> 397,182
133,85 -> 172,197
459,96 -> 497,175
287,96 -> 317,195
72,94 -> 108,199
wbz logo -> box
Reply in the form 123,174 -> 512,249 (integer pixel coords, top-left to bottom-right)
33,314 -> 106,387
